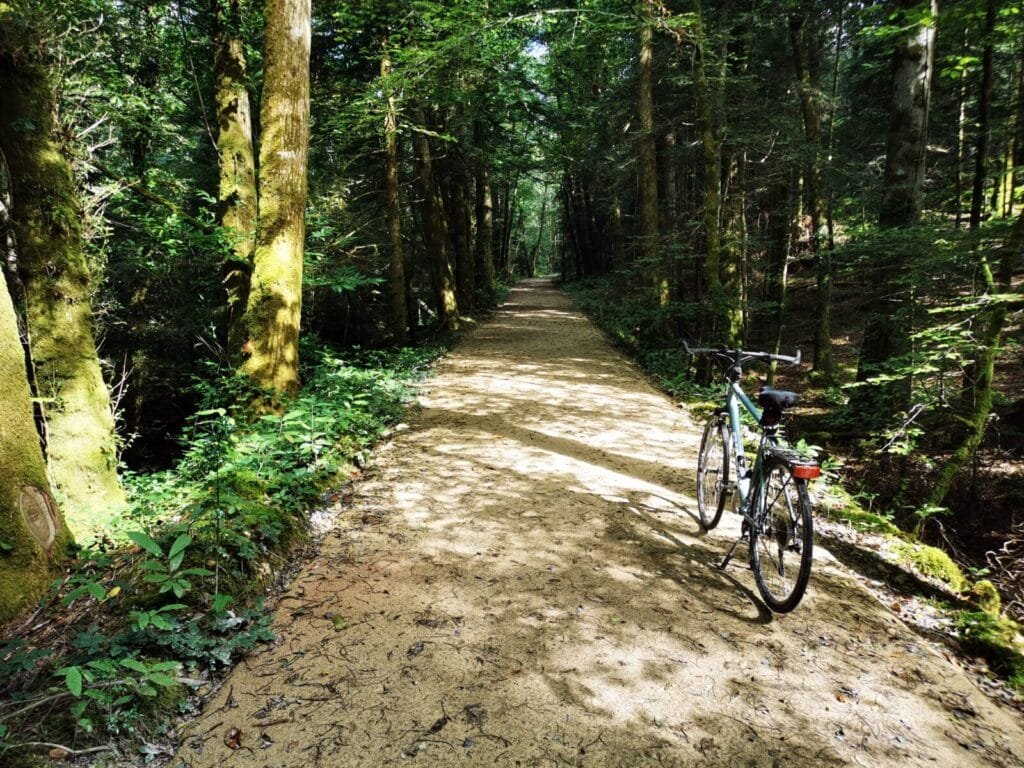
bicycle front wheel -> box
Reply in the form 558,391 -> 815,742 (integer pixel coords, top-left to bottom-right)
696,416 -> 731,529
749,461 -> 813,612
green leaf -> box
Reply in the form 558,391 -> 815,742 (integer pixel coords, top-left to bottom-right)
179,567 -> 214,577
146,673 -> 178,687
169,550 -> 186,572
168,533 -> 192,561
127,531 -> 163,557
212,593 -> 233,613
63,666 -> 83,697
120,659 -> 148,674
86,583 -> 105,600
150,614 -> 175,630
86,660 -> 116,675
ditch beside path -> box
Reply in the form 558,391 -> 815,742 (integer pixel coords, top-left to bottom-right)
172,278 -> 1024,767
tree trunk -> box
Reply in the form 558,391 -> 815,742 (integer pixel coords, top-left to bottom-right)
238,0 -> 311,398
0,258 -> 70,621
855,0 -> 937,416
637,16 -> 664,307
693,3 -> 740,345
473,145 -> 496,297
0,18 -> 126,533
926,210 -> 1016,508
381,48 -> 408,344
879,0 -> 937,228
214,0 -> 259,359
969,0 -> 996,230
790,11 -> 833,380
449,150 -> 475,313
412,109 -> 458,330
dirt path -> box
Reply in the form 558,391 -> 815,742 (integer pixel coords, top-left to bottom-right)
174,279 -> 1024,767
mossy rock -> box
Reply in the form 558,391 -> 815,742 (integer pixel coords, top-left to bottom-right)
957,610 -> 1024,690
819,488 -> 902,536
892,542 -> 969,593
972,579 -> 1002,615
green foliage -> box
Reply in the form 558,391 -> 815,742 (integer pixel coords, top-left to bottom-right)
893,541 -> 970,593
957,611 -> 1024,690
972,580 -> 1002,616
0,340 -> 442,752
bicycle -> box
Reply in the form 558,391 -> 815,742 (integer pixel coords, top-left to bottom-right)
684,343 -> 821,613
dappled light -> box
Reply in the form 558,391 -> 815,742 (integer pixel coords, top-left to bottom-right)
175,281 -> 1024,767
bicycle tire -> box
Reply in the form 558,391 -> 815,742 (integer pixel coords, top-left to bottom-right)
696,417 -> 731,529
748,460 -> 813,612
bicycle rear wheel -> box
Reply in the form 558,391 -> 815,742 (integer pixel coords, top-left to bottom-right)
749,461 -> 813,612
696,417 -> 731,529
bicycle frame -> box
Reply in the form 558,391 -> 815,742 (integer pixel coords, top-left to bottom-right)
723,379 -> 763,508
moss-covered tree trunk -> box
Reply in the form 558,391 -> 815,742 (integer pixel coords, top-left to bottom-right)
446,147 -> 475,314
214,0 -> 259,359
926,210 -> 1016,507
474,148 -> 497,297
381,47 -> 408,344
0,262 -> 71,621
0,12 -> 125,533
238,0 -> 311,398
412,108 -> 458,330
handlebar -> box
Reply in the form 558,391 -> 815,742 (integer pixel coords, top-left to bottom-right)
683,341 -> 801,367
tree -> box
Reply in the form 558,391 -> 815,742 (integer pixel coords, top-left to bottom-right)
237,0 -> 312,398
879,0 -> 937,228
637,6 -> 663,308
381,45 -> 409,344
0,4 -> 126,533
412,107 -> 459,331
789,9 -> 834,380
0,254 -> 70,622
214,0 -> 259,359
854,0 -> 938,415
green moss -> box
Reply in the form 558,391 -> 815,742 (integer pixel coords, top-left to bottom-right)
972,579 -> 1002,615
820,488 -> 903,535
957,610 -> 1024,690
893,541 -> 969,593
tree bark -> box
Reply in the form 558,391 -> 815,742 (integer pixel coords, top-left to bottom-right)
0,255 -> 71,621
969,0 -> 996,230
693,3 -> 740,345
214,0 -> 259,359
238,0 -> 311,398
473,134 -> 496,297
0,16 -> 126,532
879,0 -> 936,228
637,14 -> 664,307
790,11 -> 833,380
412,109 -> 458,330
855,0 -> 937,416
381,48 -> 408,343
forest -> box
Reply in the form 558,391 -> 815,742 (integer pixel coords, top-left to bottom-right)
1,0 -> 1023,762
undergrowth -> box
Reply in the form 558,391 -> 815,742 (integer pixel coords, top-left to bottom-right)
0,340 -> 443,763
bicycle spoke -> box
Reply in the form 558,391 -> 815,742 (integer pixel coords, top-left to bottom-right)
749,462 -> 814,613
